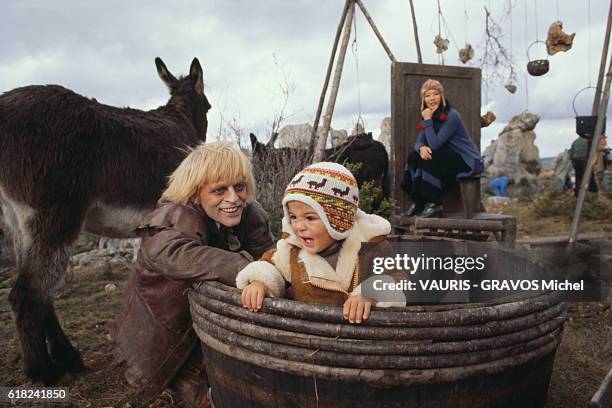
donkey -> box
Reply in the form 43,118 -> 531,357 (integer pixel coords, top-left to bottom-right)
0,57 -> 210,385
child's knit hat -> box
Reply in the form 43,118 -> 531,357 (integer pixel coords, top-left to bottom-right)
420,78 -> 446,110
283,162 -> 359,240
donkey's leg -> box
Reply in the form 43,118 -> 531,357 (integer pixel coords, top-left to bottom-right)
9,271 -> 66,384
40,209 -> 85,377
8,210 -> 83,385
46,302 -> 85,374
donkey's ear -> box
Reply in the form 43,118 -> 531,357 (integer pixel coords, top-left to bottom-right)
155,57 -> 178,92
190,58 -> 204,96
249,133 -> 258,150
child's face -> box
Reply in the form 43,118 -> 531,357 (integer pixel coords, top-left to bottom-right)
287,201 -> 335,255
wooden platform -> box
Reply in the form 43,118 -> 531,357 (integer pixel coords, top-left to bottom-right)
393,212 -> 517,248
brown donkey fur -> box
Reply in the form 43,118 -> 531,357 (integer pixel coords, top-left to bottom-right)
0,57 -> 210,385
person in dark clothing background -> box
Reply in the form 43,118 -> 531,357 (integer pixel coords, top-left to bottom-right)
400,79 -> 483,217
569,136 -> 598,196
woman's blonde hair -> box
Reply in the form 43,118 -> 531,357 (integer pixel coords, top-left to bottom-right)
161,142 -> 256,205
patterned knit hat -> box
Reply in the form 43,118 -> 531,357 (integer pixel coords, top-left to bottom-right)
283,162 -> 359,240
420,78 -> 446,110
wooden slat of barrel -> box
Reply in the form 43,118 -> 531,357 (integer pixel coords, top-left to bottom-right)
194,310 -> 562,370
191,292 -> 565,341
190,304 -> 565,356
197,281 -> 562,327
204,346 -> 556,408
198,328 -> 560,387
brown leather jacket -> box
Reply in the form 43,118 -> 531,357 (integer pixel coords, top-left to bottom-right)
113,200 -> 274,403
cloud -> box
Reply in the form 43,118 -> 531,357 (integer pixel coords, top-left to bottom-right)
1,0 -> 608,157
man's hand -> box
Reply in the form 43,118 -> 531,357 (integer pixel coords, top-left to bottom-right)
343,295 -> 374,324
419,146 -> 432,160
241,281 -> 274,312
421,108 -> 433,120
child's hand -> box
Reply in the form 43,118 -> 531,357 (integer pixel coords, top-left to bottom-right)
241,281 -> 273,312
343,295 -> 373,324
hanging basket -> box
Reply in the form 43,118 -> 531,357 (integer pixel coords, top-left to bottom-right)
526,41 -> 550,76
572,86 -> 606,139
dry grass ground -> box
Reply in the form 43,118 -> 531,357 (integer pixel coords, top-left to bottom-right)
0,197 -> 610,407
0,254 -> 182,407
486,197 -> 612,407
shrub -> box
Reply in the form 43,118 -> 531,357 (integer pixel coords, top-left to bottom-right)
532,188 -> 575,217
532,188 -> 612,220
344,162 -> 397,221
253,149 -> 308,237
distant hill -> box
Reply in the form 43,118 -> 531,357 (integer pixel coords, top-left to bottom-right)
540,157 -> 555,170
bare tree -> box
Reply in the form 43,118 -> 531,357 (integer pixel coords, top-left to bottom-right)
265,54 -> 298,147
478,6 -> 518,89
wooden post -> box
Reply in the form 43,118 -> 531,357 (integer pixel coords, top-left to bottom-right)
590,368 -> 612,408
592,1 -> 612,116
569,56 -> 612,244
308,0 -> 352,158
408,0 -> 423,63
312,1 -> 355,163
590,1 -> 612,189
355,0 -> 397,63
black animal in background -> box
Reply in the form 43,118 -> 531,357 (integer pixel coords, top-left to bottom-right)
249,133 -> 309,174
0,58 -> 211,385
250,132 -> 390,208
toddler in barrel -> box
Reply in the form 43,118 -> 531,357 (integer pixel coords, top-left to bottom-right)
236,162 -> 406,324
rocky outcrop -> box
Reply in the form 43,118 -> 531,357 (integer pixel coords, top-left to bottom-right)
484,112 -> 541,182
379,117 -> 391,154
69,236 -> 139,274
275,123 -> 348,148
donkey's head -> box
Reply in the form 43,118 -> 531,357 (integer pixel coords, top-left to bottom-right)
155,57 -> 211,141
249,133 -> 268,157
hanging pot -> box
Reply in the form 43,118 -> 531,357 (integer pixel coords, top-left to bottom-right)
526,41 -> 549,76
573,86 -> 606,139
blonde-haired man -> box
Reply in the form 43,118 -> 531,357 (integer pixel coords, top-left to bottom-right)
115,141 -> 274,407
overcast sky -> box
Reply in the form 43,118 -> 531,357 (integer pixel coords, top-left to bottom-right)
1,0 -> 609,157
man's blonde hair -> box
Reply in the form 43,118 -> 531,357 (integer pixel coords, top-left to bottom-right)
161,142 -> 256,205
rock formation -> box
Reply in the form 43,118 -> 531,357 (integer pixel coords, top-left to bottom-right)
484,112 -> 541,182
275,123 -> 348,149
378,117 -> 392,154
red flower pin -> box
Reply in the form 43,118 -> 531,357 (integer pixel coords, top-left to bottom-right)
439,113 -> 447,121
417,123 -> 424,130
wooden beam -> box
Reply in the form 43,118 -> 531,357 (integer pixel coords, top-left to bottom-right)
569,55 -> 612,244
592,1 -> 612,116
308,0 -> 352,158
355,0 -> 397,63
590,368 -> 612,408
312,0 -> 355,163
408,0 -> 423,63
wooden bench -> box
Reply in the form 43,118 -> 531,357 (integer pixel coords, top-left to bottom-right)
393,213 -> 517,248
392,174 -> 520,247
442,175 -> 483,219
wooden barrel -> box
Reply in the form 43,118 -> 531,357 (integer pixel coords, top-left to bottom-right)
189,239 -> 565,408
